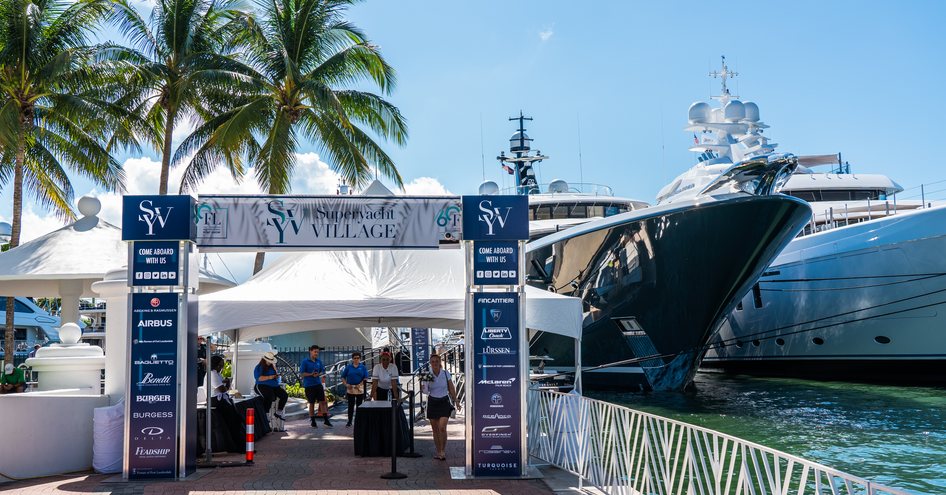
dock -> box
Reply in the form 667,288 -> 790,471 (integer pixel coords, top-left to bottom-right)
0,415 -> 566,495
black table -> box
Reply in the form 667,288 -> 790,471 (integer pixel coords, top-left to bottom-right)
353,401 -> 410,457
197,396 -> 271,455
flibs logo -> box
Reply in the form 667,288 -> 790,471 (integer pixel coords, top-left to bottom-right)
266,200 -> 301,244
138,200 -> 173,236
477,200 -> 513,236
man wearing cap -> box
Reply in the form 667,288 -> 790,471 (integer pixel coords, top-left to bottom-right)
1,363 -> 26,394
254,351 -> 288,425
300,345 -> 332,428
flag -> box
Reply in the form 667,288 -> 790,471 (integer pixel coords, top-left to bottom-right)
693,133 -> 699,145
501,164 -> 514,175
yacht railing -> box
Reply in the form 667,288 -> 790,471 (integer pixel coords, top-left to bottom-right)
499,182 -> 615,196
527,389 -> 912,495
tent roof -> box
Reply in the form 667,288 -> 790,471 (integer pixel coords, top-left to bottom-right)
0,197 -> 235,297
199,249 -> 582,341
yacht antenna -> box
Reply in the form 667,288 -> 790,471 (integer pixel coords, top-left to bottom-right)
577,114 -> 584,187
479,114 -> 486,181
709,55 -> 738,102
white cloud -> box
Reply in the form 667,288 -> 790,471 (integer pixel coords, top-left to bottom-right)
401,177 -> 453,196
539,26 -> 554,42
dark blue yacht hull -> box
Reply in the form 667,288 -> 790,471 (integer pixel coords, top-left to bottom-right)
526,194 -> 811,391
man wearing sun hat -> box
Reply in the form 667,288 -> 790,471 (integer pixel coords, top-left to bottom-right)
254,351 -> 288,427
1,363 -> 26,394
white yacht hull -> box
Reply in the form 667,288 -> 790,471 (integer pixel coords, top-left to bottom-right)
702,205 -> 946,383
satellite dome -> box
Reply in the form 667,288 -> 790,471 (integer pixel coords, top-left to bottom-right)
688,102 -> 711,124
548,179 -> 569,193
509,131 -> 532,153
478,181 -> 500,195
743,101 -> 760,122
723,99 -> 745,122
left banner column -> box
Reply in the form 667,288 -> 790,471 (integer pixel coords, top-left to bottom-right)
121,195 -> 199,480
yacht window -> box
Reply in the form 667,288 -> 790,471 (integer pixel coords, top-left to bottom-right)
788,191 -> 818,202
0,297 -> 35,314
851,190 -> 880,201
736,301 -> 743,311
821,190 -> 850,202
752,284 -> 763,309
569,205 -> 587,218
551,205 -> 569,219
874,335 -> 891,344
812,337 -> 825,345
534,206 -> 552,220
587,205 -> 605,218
775,338 -> 785,346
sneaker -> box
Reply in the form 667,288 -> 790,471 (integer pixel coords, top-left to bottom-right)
274,410 -> 285,420
323,418 -> 333,427
310,416 -> 318,428
346,422 -> 352,428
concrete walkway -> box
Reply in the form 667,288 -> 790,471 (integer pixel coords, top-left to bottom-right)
1,413 -> 564,495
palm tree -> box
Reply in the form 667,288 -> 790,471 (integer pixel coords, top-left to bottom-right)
107,0 -> 253,195
175,0 -> 407,273
0,0 -> 127,364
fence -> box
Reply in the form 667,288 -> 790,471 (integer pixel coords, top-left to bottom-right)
527,389 -> 912,495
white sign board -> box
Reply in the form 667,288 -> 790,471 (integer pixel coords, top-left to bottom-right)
195,195 -> 462,251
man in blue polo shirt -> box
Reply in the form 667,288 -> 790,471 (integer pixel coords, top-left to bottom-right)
300,345 -> 332,428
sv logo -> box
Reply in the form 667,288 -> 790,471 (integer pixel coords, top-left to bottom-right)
138,200 -> 173,236
266,200 -> 301,244
477,200 -> 512,236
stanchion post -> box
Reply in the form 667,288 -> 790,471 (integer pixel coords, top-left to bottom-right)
380,395 -> 407,479
402,390 -> 422,458
245,408 -> 255,464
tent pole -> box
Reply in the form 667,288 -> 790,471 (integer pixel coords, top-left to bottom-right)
232,329 -> 240,393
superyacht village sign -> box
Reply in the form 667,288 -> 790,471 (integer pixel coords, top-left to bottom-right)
121,192 -> 529,480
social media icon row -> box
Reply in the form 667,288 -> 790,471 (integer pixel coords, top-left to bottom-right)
476,270 -> 516,279
135,271 -> 177,280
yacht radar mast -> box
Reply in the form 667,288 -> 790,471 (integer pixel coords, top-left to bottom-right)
710,55 -> 738,103
498,111 -> 549,195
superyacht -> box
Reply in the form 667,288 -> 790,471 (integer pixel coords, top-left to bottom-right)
505,102 -> 810,391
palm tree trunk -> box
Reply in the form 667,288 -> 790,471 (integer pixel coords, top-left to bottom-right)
158,105 -> 177,195
4,127 -> 25,365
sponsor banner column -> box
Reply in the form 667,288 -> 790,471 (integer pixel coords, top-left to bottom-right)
122,195 -> 197,480
471,293 -> 521,477
461,194 -> 529,478
410,328 -> 431,373
128,292 -> 179,477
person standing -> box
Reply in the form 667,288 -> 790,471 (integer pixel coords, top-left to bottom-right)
0,363 -> 26,394
253,352 -> 288,423
28,344 -> 40,358
207,355 -> 245,452
424,353 -> 458,460
300,345 -> 332,428
370,351 -> 399,401
340,351 -> 368,427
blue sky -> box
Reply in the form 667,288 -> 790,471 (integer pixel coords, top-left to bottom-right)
2,0 -> 945,261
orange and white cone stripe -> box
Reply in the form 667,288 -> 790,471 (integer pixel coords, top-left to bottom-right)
246,407 -> 255,463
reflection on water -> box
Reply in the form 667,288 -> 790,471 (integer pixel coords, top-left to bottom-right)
589,372 -> 946,494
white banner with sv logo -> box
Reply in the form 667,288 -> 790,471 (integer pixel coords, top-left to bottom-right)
194,195 -> 463,251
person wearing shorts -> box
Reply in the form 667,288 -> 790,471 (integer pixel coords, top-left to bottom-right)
300,345 -> 332,427
423,353 -> 458,460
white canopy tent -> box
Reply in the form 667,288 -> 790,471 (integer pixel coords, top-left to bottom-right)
199,248 -> 583,388
0,197 -> 234,332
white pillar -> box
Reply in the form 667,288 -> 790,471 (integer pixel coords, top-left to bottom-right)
58,279 -> 84,327
225,341 -> 273,396
91,268 -> 130,404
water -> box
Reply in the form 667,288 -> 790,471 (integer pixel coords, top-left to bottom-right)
589,372 -> 946,494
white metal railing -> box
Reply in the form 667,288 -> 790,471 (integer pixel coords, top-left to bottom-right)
527,390 -> 913,495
